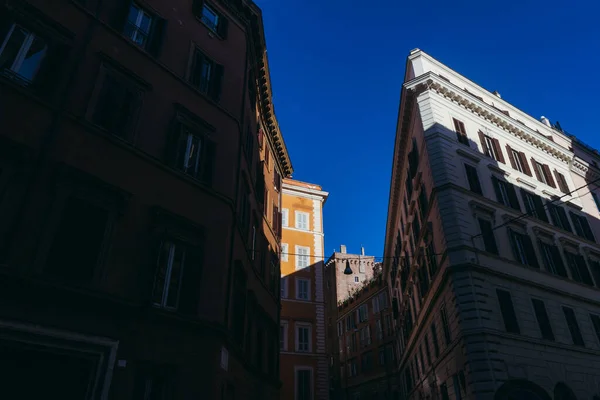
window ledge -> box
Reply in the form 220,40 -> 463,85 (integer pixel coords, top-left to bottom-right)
488,163 -> 509,176
532,226 -> 555,240
469,200 -> 496,218
516,177 -> 537,190
456,148 -> 482,163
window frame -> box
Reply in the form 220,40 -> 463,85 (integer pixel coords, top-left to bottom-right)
282,208 -> 289,227
152,239 -> 187,310
531,298 -> 555,341
562,306 -> 585,347
280,320 -> 288,351
496,288 -> 520,334
281,276 -> 288,299
294,367 -> 313,400
295,211 -> 310,230
464,163 -> 482,195
0,23 -> 48,84
295,323 -> 312,353
295,245 -> 310,270
295,277 -> 311,301
281,242 -> 289,262
453,118 -> 469,146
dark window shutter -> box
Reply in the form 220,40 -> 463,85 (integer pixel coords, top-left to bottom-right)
493,138 -> 505,164
531,299 -> 554,341
496,289 -> 520,334
531,157 -> 543,181
190,49 -> 206,88
478,218 -> 498,254
491,176 -> 503,203
519,152 -> 532,176
533,194 -> 548,222
478,131 -> 488,155
465,165 -> 482,195
542,164 -> 556,188
32,42 -> 70,100
201,140 -> 216,186
147,17 -> 167,57
554,171 -> 569,194
580,216 -> 595,242
178,245 -> 204,315
111,1 -> 131,31
557,206 -> 572,233
549,245 -> 568,277
217,16 -> 228,39
589,260 -> 600,288
570,211 -> 585,238
192,0 -> 204,17
576,255 -> 594,286
209,63 -> 224,102
522,234 -> 539,268
506,183 -> 521,211
506,145 -> 517,169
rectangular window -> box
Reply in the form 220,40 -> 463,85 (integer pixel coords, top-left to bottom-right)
511,149 -> 525,173
590,314 -> 600,345
564,252 -> 594,286
539,241 -> 568,278
295,246 -> 310,270
531,159 -> 556,187
440,305 -> 451,345
296,368 -> 312,400
492,177 -> 520,211
508,230 -> 538,268
372,296 -> 380,314
478,218 -> 498,254
464,164 -> 482,195
358,304 -> 369,322
453,118 -> 469,146
171,125 -> 216,183
379,292 -> 389,309
555,171 -> 570,194
562,307 -> 585,347
296,278 -> 310,300
280,277 -> 288,298
124,3 -> 153,47
296,324 -> 311,352
45,197 -> 109,283
376,319 -> 383,340
281,208 -> 289,227
281,243 -> 288,262
199,3 -> 228,37
280,321 -> 288,350
570,212 -> 595,242
483,135 -> 500,161
430,323 -> 440,357
520,190 -> 548,222
548,203 -> 572,232
188,47 -> 223,101
531,299 -> 554,340
273,169 -> 282,192
152,240 -> 186,310
295,211 -> 309,230
496,289 -> 520,334
0,23 -> 48,84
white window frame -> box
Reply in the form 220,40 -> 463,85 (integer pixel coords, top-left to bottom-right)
295,245 -> 310,270
535,162 -> 548,184
280,321 -> 288,351
282,208 -> 289,227
511,149 -> 524,172
295,211 -> 310,230
201,3 -> 220,31
294,366 -> 314,400
295,323 -> 312,353
0,24 -> 48,83
281,276 -> 289,298
281,243 -> 289,262
296,277 -> 311,301
127,4 -> 153,46
484,135 -> 498,160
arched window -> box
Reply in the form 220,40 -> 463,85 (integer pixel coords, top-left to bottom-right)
494,379 -> 551,400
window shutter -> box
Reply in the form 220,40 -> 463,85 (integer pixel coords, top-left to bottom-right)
33,42 -> 70,100
506,145 -> 517,169
111,1 -> 131,31
147,17 -> 167,57
493,138 -> 505,164
506,183 -> 520,211
217,16 -> 229,39
491,176 -> 503,204
542,164 -> 556,188
554,171 -> 569,194
531,157 -> 543,181
549,245 -> 568,277
201,140 -> 216,186
522,234 -> 539,268
576,255 -> 594,285
209,63 -> 224,102
519,152 -> 532,176
190,50 -> 206,88
556,205 -> 572,233
192,0 -> 204,17
580,215 -> 595,242
478,131 -> 488,155
258,128 -> 264,149
532,194 -> 548,223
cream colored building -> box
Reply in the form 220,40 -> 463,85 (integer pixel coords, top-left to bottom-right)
383,49 -> 600,400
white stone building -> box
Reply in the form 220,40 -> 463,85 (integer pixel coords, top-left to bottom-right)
382,49 -> 600,400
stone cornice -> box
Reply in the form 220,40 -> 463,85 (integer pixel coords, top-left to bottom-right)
404,73 -> 574,164
571,156 -> 600,181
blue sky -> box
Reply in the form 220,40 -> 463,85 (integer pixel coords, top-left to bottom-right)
256,0 -> 600,259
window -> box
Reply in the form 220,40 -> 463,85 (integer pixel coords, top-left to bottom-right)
593,192 -> 600,213
280,321 -> 288,350
453,118 -> 469,146
570,212 -> 595,242
440,305 -> 451,345
511,149 -> 525,173
384,314 -> 393,337
372,296 -> 380,314
430,323 -> 440,357
89,67 -> 143,139
453,374 -> 463,400
45,197 -> 110,283
508,229 -> 538,268
440,383 -> 450,400
354,276 -> 359,283
152,240 -> 186,310
590,314 -> 600,345
496,289 -> 520,334
295,211 -> 309,230
531,299 -> 554,340
281,277 -> 288,298
547,203 -> 572,232
478,218 -> 498,254
273,169 -> 282,192
169,122 -> 216,184
124,4 -> 153,47
296,278 -> 310,300
296,368 -> 312,400
296,324 -> 311,352
464,164 -> 482,195
379,292 -> 389,309
295,246 -> 310,269
562,307 -> 584,346
198,3 -> 229,38
492,177 -> 520,211
539,241 -> 567,278
564,251 -> 594,286
282,208 -> 289,227
188,47 -> 223,101
532,159 -> 556,187
589,259 -> 600,289
358,304 -> 369,322
521,190 -> 548,222
481,134 -> 503,162
376,319 -> 383,340
423,335 -> 432,366
555,171 -> 570,194
0,23 -> 47,84
281,243 -> 288,262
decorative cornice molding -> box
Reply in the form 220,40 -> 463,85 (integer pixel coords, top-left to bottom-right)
571,156 -> 600,181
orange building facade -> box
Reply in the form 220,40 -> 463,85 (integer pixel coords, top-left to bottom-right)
279,179 -> 329,400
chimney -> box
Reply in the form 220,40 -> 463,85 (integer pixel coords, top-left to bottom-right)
493,90 -> 501,98
540,116 -> 551,127
361,246 -> 365,256
340,245 -> 346,254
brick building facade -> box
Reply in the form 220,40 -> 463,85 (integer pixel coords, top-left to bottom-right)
0,0 -> 291,398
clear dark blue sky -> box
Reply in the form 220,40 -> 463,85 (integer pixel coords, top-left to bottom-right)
256,0 -> 600,259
